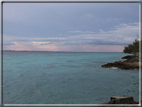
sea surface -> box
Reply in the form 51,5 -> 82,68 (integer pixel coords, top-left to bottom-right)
3,51 -> 139,104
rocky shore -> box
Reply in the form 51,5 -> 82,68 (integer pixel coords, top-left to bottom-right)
101,54 -> 141,70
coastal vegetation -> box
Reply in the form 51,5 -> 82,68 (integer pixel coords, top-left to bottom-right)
102,35 -> 141,70
123,37 -> 141,54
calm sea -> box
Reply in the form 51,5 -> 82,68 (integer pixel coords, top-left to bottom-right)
3,51 -> 139,104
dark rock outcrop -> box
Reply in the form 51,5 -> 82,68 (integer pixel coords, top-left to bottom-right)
122,55 -> 134,59
104,100 -> 139,104
122,55 -> 139,62
102,55 -> 140,70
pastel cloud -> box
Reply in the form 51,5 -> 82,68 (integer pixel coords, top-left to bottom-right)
3,22 -> 139,52
4,41 -> 124,52
3,3 -> 139,52
4,42 -> 33,51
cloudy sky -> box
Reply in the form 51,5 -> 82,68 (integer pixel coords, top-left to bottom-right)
3,2 -> 139,52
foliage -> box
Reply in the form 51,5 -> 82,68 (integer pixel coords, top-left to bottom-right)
123,39 -> 141,54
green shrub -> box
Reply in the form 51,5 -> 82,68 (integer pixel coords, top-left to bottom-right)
123,40 -> 141,54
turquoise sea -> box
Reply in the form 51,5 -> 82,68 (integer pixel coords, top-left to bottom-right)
3,51 -> 139,104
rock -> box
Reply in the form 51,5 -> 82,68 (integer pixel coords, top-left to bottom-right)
110,95 -> 134,104
101,55 -> 140,70
122,55 -> 135,59
102,95 -> 140,105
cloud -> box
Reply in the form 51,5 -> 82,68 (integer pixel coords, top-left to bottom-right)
32,41 -> 53,45
3,42 -> 16,46
53,44 -> 124,52
3,35 -> 66,45
3,22 -> 139,52
3,3 -> 139,42
68,31 -> 95,34
64,23 -> 139,46
32,37 -> 66,41
3,3 -> 139,52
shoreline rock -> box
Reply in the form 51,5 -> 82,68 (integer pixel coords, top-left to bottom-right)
101,55 -> 140,70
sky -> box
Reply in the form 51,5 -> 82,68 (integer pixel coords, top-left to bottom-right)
3,2 -> 139,52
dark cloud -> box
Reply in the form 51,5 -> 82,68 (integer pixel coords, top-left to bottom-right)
3,3 -> 139,51
3,42 -> 15,46
87,41 -> 130,46
3,3 -> 139,38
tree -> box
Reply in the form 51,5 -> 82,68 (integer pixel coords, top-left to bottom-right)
123,35 -> 141,54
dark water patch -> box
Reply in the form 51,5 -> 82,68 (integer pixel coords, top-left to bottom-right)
86,64 -> 97,67
96,97 -> 106,102
4,59 -> 11,60
31,65 -> 42,68
45,65 -> 57,69
81,59 -> 95,61
56,58 -> 65,59
52,62 -> 62,65
61,64 -> 80,68
22,61 -> 28,62
17,66 -> 27,68
16,62 -> 23,64
4,70 -> 12,72
66,60 -> 74,62
133,83 -> 139,85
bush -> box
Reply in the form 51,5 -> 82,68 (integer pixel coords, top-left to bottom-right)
123,40 -> 141,54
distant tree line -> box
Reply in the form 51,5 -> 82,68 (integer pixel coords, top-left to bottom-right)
123,35 -> 141,54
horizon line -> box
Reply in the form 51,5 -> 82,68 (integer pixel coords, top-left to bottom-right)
3,50 -> 123,53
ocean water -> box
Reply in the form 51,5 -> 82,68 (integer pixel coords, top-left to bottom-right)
3,51 -> 139,104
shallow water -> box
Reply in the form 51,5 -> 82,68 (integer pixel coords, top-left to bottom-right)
3,51 -> 139,104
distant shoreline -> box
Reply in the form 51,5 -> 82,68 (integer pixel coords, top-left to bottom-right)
3,50 -> 123,53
